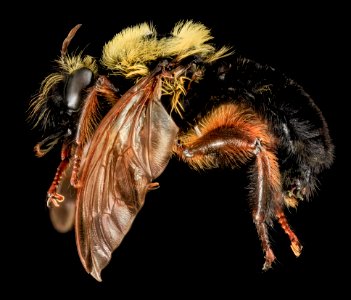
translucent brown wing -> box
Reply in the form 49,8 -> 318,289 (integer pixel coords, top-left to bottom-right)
75,73 -> 179,281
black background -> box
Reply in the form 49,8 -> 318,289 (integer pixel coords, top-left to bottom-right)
6,2 -> 345,297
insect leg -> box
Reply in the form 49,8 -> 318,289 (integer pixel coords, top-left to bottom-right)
249,140 -> 302,268
70,75 -> 120,187
276,210 -> 303,257
249,139 -> 280,270
175,103 -> 301,269
47,143 -> 72,207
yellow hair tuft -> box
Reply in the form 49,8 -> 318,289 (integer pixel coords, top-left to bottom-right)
101,20 -> 233,79
58,53 -> 98,74
162,20 -> 233,62
101,22 -> 161,78
164,20 -> 214,58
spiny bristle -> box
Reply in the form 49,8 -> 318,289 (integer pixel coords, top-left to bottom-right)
101,22 -> 160,78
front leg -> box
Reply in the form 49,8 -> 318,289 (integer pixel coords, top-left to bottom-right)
71,76 -> 120,188
47,143 -> 71,207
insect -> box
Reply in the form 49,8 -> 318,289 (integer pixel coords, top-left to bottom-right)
28,21 -> 334,281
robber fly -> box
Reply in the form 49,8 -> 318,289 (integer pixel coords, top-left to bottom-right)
28,21 -> 334,281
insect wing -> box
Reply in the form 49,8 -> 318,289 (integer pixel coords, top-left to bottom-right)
75,74 -> 179,281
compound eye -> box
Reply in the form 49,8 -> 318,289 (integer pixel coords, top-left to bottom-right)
64,67 -> 93,111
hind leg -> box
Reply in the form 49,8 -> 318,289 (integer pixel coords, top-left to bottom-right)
175,103 -> 303,269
